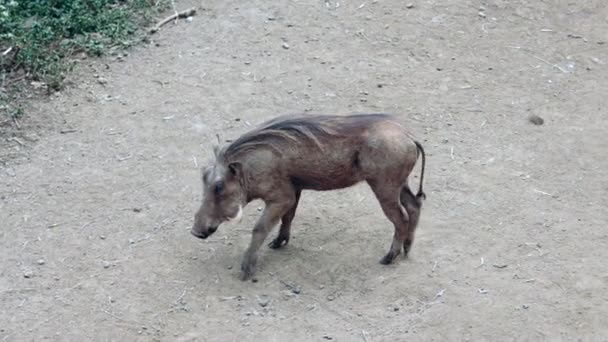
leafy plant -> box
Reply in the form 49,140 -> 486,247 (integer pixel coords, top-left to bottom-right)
0,0 -> 168,119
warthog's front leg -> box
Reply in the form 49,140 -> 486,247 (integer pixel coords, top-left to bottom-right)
241,200 -> 294,281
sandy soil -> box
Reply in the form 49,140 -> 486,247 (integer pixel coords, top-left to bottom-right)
1,0 -> 608,341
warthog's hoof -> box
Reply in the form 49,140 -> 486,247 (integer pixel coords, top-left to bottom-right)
403,239 -> 412,257
380,251 -> 399,265
268,235 -> 289,249
240,259 -> 256,281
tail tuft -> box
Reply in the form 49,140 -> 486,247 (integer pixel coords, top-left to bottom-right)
413,141 -> 426,200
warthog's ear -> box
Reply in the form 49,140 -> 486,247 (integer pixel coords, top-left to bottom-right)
227,162 -> 242,178
212,134 -> 221,158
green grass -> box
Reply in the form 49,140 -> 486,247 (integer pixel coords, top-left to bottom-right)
0,0 -> 168,120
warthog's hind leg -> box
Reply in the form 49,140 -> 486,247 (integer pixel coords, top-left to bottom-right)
368,180 -> 411,265
269,189 -> 301,249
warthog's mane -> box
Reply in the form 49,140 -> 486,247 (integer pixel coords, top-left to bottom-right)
220,113 -> 392,161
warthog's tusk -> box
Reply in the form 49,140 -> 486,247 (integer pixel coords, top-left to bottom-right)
227,205 -> 243,223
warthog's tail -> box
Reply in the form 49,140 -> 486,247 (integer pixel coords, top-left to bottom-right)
414,141 -> 426,200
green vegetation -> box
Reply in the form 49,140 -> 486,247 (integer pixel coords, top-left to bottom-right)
0,0 -> 168,120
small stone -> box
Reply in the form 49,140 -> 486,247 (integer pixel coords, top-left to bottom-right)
522,304 -> 530,309
257,295 -> 270,307
97,78 -> 107,85
99,235 -> 106,240
129,239 -> 135,245
319,284 -> 325,289
186,16 -> 193,22
257,207 -> 263,212
102,261 -> 111,269
406,3 -> 414,8
528,115 -> 544,125
282,42 -> 290,49
393,306 -> 400,311
478,11 -> 486,18
37,259 -> 45,265
23,270 -> 34,278
493,263 -> 507,269
192,256 -> 197,260
327,294 -> 335,301
227,265 -> 233,270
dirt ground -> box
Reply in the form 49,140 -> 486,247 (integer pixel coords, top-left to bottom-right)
1,0 -> 608,340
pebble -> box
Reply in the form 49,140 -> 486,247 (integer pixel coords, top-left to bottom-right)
257,295 -> 270,307
37,259 -> 46,265
97,78 -> 107,85
23,270 -> 34,278
493,263 -> 507,269
282,42 -> 290,49
102,261 -> 111,269
522,304 -> 530,309
478,11 -> 486,18
528,115 -> 544,125
406,3 -> 414,8
327,294 -> 335,301
99,235 -> 106,240
186,16 -> 193,22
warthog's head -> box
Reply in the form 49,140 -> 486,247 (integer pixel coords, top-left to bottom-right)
191,158 -> 244,240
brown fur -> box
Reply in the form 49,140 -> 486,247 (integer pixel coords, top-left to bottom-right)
191,113 -> 426,281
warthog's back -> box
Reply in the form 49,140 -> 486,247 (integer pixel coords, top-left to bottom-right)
221,113 -> 418,191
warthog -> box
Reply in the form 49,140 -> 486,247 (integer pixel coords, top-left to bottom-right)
191,113 -> 426,281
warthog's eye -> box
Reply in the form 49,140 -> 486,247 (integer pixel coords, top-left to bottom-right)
213,181 -> 224,196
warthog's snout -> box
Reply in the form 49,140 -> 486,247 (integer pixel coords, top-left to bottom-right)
191,226 -> 217,239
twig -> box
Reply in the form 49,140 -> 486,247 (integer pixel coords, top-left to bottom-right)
507,46 -> 568,73
533,189 -> 553,196
433,288 -> 446,301
531,55 -> 568,73
12,116 -> 21,129
101,309 -> 123,320
361,330 -> 369,342
192,155 -> 198,167
525,242 -> 543,256
2,46 -> 12,56
149,8 -> 197,34
8,137 -> 24,146
476,257 -> 484,268
60,129 -> 78,134
117,154 -> 132,162
175,288 -> 187,304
